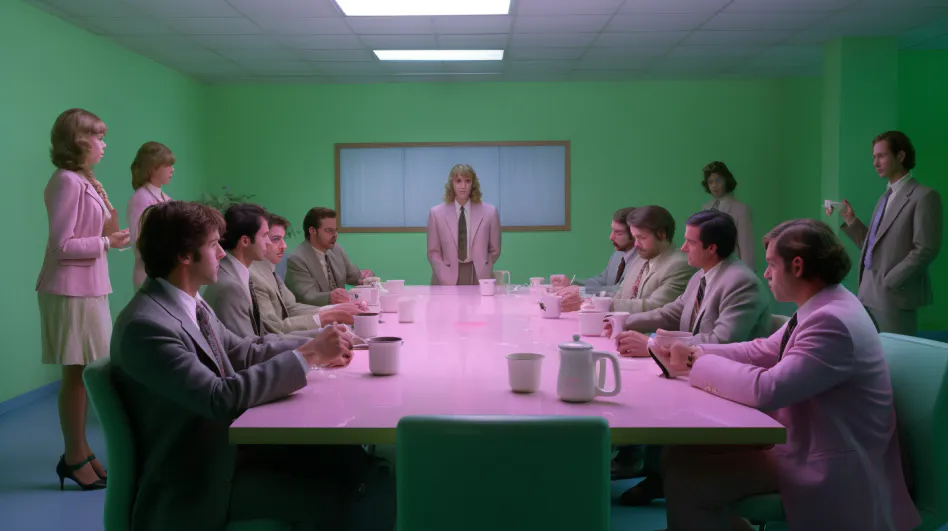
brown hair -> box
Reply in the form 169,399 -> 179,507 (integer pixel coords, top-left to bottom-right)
701,161 -> 737,195
627,205 -> 676,242
50,108 -> 113,210
268,213 -> 291,231
131,141 -> 176,190
138,200 -> 225,280
612,207 -> 636,235
763,219 -> 851,285
303,207 -> 336,241
443,164 -> 483,204
873,131 -> 916,170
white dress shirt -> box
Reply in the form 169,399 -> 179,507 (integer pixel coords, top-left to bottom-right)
886,173 -> 913,208
455,200 -> 473,262
144,182 -> 169,203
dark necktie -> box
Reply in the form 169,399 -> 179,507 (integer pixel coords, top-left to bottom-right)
272,272 -> 289,319
615,257 -> 626,285
325,259 -> 337,290
864,187 -> 893,270
196,302 -> 226,373
247,277 -> 261,335
458,206 -> 468,262
710,199 -> 720,211
630,260 -> 649,298
690,276 -> 707,333
777,313 -> 799,361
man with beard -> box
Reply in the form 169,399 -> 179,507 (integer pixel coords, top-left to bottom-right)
552,207 -> 637,294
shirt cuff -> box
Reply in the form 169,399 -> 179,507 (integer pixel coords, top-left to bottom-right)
312,313 -> 321,328
103,237 -> 110,251
293,350 -> 311,372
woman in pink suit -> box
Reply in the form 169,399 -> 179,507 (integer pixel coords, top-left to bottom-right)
426,164 -> 501,285
654,219 -> 919,531
127,141 -> 174,288
36,109 -> 130,490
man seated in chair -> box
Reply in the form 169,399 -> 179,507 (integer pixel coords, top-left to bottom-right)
285,207 -> 373,307
110,200 -> 395,531
551,207 -> 637,294
651,219 -> 918,531
249,212 -> 362,334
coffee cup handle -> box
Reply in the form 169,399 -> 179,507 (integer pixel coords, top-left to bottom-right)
592,351 -> 621,397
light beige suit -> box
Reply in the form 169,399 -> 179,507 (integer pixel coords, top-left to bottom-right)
703,194 -> 755,271
612,247 -> 695,314
426,201 -> 502,285
841,178 -> 942,335
249,261 -> 320,335
203,255 -> 258,338
284,243 -> 362,306
623,257 -> 771,344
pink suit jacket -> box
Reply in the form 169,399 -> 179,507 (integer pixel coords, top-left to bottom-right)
426,201 -> 501,285
36,169 -> 111,297
127,186 -> 170,288
691,284 -> 919,531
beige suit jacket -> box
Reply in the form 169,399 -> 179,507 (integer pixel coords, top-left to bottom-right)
623,257 -> 771,343
284,243 -> 362,306
249,261 -> 321,334
841,179 -> 942,311
426,201 -> 502,285
703,194 -> 756,271
612,247 -> 695,314
203,255 -> 259,338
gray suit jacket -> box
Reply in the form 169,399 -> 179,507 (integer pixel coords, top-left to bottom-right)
842,179 -> 942,311
285,243 -> 362,306
612,247 -> 695,314
577,250 -> 631,292
704,194 -> 756,271
110,278 -> 308,531
250,261 -> 321,334
623,257 -> 771,343
203,255 -> 259,338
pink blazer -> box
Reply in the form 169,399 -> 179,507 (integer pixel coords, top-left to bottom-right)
127,185 -> 170,288
426,201 -> 501,285
691,285 -> 919,531
36,169 -> 111,297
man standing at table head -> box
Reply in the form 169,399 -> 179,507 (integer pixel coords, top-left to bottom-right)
551,207 -> 636,293
654,218 -> 919,531
828,130 -> 942,336
109,200 -> 390,531
250,213 -> 362,334
285,207 -> 374,306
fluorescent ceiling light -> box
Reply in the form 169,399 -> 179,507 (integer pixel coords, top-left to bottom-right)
336,0 -> 510,16
375,50 -> 504,61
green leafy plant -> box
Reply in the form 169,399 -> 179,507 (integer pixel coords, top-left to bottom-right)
195,186 -> 300,239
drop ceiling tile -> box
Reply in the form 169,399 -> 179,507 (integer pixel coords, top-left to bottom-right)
298,49 -> 376,61
121,44 -> 224,63
278,34 -> 365,49
234,61 -> 318,75
44,0 -> 145,18
582,46 -> 672,59
723,0 -> 857,12
346,17 -> 434,34
164,17 -> 261,35
77,17 -> 176,35
124,0 -> 241,18
505,47 -> 588,60
618,0 -> 730,14
213,48 -> 301,62
381,62 -> 446,74
682,30 -> 794,45
253,17 -> 352,34
360,34 -> 439,49
189,34 -> 285,49
504,60 -> 576,73
514,15 -> 611,33
108,35 -> 200,51
703,12 -> 828,31
509,33 -> 599,47
226,0 -> 342,18
650,56 -> 741,73
310,62 -> 387,75
566,69 -> 644,81
516,0 -> 625,15
605,13 -> 710,31
443,61 -> 504,73
575,56 -> 656,69
593,31 -> 690,46
160,59 -> 247,75
391,73 -> 501,83
666,45 -> 761,58
436,34 -> 510,48
432,15 -> 512,33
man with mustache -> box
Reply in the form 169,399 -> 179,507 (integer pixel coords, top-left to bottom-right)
552,207 -> 637,294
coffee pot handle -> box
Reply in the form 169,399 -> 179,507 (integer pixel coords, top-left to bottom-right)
592,351 -> 622,397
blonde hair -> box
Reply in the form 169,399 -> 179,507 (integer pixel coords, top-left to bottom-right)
131,141 -> 176,190
49,108 -> 113,211
443,163 -> 483,204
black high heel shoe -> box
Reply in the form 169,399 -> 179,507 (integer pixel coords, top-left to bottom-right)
87,454 -> 107,481
56,455 -> 107,491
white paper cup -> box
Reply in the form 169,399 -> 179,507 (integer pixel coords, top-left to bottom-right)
398,298 -> 416,323
380,293 -> 400,313
578,310 -> 607,336
479,278 -> 496,296
368,336 -> 402,376
506,353 -> 544,393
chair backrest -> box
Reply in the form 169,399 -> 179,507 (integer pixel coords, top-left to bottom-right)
83,357 -> 136,531
881,333 -> 948,530
396,415 -> 611,531
769,314 -> 790,335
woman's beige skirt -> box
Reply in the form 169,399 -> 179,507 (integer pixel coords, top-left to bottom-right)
37,292 -> 112,366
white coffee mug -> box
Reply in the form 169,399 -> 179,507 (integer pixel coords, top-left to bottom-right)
351,286 -> 380,306
651,330 -> 696,350
383,280 -> 405,293
603,311 -> 630,339
398,298 -> 417,323
379,293 -> 400,313
589,296 -> 611,312
368,336 -> 402,376
539,294 -> 562,319
577,310 -> 607,336
354,312 -> 380,338
506,353 -> 544,393
479,278 -> 496,296
529,277 -> 544,287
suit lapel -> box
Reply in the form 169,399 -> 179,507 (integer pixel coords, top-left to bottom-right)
443,203 -> 460,247
680,276 -> 701,332
871,180 -> 914,248
303,244 -> 330,291
141,279 -> 223,376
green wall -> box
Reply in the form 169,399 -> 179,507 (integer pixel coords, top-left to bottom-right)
1,1 -> 208,403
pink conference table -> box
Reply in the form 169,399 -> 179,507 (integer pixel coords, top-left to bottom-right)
230,286 -> 786,446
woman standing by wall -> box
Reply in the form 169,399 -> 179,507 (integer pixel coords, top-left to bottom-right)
127,141 -> 174,288
701,161 -> 756,271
